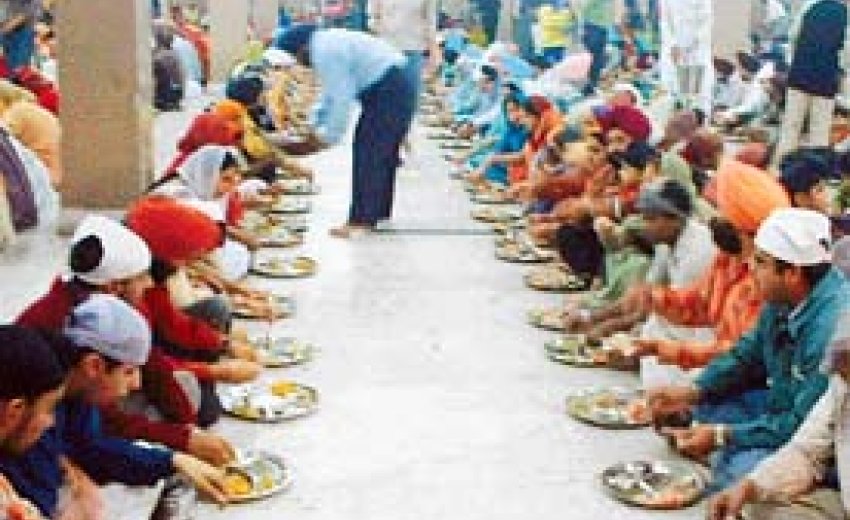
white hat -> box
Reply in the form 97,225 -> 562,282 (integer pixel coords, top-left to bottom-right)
263,48 -> 296,68
71,215 -> 152,285
755,208 -> 833,266
64,294 -> 152,366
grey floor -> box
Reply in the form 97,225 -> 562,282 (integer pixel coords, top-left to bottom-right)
0,105 -> 706,519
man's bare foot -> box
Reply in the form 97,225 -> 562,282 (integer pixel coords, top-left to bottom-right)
329,224 -> 373,239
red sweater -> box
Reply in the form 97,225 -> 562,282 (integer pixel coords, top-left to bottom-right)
15,278 -> 204,450
138,286 -> 226,357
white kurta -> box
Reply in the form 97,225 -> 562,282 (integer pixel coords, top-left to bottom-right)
658,0 -> 715,114
368,0 -> 438,51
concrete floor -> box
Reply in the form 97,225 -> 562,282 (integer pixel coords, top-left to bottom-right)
0,108 -> 706,519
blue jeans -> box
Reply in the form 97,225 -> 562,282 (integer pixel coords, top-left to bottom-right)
582,23 -> 608,94
695,389 -> 773,494
3,23 -> 34,71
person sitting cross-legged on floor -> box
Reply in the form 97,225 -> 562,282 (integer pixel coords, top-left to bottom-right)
0,296 -> 230,519
709,311 -> 850,520
647,208 -> 850,494
16,214 -> 237,466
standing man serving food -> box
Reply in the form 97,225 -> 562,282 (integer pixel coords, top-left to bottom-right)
274,25 -> 418,238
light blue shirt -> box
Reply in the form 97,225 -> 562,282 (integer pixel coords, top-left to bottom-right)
309,29 -> 405,145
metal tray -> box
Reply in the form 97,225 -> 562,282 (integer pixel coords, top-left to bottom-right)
232,295 -> 296,320
527,307 -> 566,332
524,266 -> 587,292
219,382 -> 319,423
265,198 -> 312,215
601,460 -> 706,510
545,335 -> 608,368
471,207 -> 525,224
495,244 -> 557,264
249,336 -> 314,368
251,256 -> 317,279
566,387 -> 650,430
278,179 -> 320,196
224,451 -> 294,503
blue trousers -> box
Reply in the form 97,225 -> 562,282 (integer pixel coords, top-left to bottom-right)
403,50 -> 425,101
582,23 -> 608,94
695,389 -> 773,494
350,66 -> 416,225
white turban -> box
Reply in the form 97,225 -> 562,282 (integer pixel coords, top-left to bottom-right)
71,215 -> 151,285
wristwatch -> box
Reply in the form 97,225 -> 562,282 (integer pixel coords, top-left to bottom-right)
714,424 -> 728,448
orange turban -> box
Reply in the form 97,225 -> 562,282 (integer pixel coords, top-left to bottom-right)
715,159 -> 790,234
125,196 -> 224,264
212,100 -> 247,131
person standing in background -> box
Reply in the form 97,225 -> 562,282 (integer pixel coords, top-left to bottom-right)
369,0 -> 438,173
773,0 -> 849,163
537,2 -> 574,67
658,0 -> 714,115
580,0 -> 615,96
0,0 -> 39,72
473,0 -> 502,44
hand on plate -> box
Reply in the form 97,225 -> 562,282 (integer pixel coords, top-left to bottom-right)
188,429 -> 237,467
173,453 -> 229,506
659,424 -> 716,460
646,385 -> 699,423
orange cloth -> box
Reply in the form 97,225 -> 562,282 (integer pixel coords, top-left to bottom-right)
715,159 -> 791,234
2,100 -> 62,186
649,253 -> 763,369
509,102 -> 564,184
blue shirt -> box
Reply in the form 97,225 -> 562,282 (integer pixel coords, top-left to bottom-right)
309,29 -> 405,145
696,268 -> 850,449
0,399 -> 174,516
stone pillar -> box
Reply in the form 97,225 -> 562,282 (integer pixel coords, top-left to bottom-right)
57,0 -> 154,209
713,0 -> 752,60
253,0 -> 280,40
209,0 -> 250,82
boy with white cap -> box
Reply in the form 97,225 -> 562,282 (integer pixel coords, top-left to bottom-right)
16,214 -> 237,467
1,295 -> 230,518
648,208 -> 849,493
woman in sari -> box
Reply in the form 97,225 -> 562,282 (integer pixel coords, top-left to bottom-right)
469,95 -> 563,187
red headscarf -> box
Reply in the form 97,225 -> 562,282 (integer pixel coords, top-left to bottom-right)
126,196 -> 224,264
164,113 -> 242,176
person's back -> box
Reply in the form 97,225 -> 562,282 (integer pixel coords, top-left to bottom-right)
310,29 -> 403,96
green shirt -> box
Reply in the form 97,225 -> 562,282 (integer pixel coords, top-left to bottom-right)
696,269 -> 850,450
582,0 -> 615,27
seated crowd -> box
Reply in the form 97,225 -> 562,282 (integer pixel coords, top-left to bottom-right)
3,4 -> 850,520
